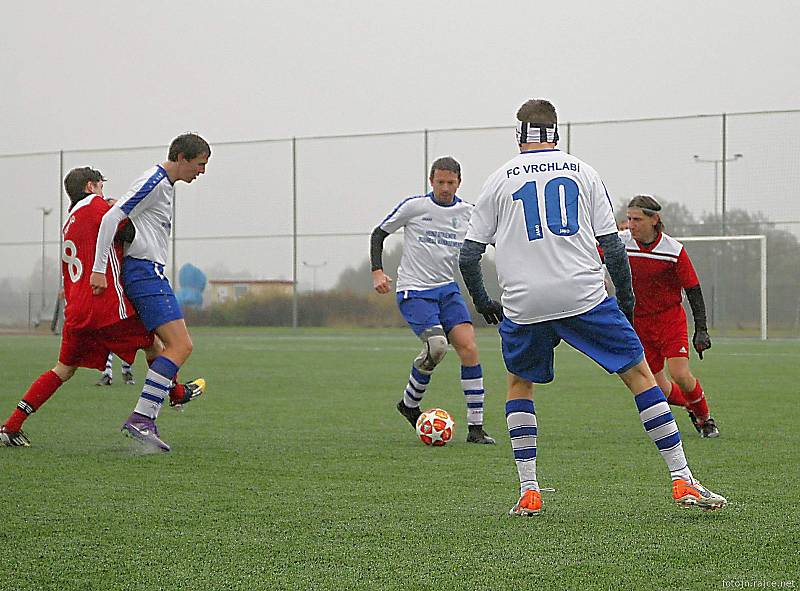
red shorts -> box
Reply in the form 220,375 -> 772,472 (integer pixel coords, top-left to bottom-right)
633,306 -> 689,375
59,316 -> 154,371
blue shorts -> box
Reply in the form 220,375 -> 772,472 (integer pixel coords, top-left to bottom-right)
499,297 -> 644,384
122,257 -> 184,332
396,283 -> 472,337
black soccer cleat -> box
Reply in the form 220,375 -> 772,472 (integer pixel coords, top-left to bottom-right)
0,425 -> 31,447
688,411 -> 720,438
700,417 -> 720,438
687,411 -> 702,434
396,400 -> 421,428
466,424 -> 496,444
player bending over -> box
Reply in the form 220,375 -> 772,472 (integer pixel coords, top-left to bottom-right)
459,99 -> 727,516
90,134 -> 210,452
623,195 -> 719,437
0,167 -> 203,448
371,157 -> 495,444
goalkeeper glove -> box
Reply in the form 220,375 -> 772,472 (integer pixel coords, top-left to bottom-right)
476,300 -> 503,325
692,329 -> 712,360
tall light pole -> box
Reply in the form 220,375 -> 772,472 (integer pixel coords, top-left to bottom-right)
693,153 -> 743,234
37,206 -> 53,311
302,260 -> 327,292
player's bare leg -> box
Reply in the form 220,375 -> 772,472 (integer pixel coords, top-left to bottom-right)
618,360 -> 726,510
506,374 -> 541,515
666,357 -> 718,438
449,323 -> 494,444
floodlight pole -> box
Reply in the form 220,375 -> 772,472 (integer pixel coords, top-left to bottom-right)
692,151 -> 743,234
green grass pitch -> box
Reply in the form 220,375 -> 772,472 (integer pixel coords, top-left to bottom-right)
0,328 -> 797,590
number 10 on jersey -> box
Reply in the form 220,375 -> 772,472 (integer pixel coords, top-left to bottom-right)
512,176 -> 580,241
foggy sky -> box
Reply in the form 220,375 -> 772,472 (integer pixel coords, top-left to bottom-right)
2,1 -> 798,154
1,0 -> 798,307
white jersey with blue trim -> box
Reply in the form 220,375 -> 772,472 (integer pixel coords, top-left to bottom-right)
117,165 -> 174,265
92,165 -> 174,275
466,149 -> 618,323
379,193 -> 473,292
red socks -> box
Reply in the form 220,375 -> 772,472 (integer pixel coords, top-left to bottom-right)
666,382 -> 688,407
4,370 -> 63,431
666,381 -> 710,423
684,380 -> 710,422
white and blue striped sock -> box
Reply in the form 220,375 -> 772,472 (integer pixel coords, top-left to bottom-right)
403,365 -> 431,409
506,398 -> 539,494
461,364 -> 485,426
635,386 -> 694,482
133,356 -> 179,420
103,353 -> 113,378
121,360 -> 132,373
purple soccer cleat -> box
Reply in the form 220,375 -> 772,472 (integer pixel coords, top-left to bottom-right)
121,414 -> 170,452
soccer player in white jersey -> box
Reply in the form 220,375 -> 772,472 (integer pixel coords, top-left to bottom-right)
371,157 -> 495,444
459,99 -> 727,515
90,134 -> 210,452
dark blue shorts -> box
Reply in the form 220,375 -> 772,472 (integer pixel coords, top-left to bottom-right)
122,257 -> 184,332
499,297 -> 644,384
396,284 -> 472,337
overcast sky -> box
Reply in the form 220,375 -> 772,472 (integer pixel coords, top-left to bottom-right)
2,0 -> 798,153
1,0 -> 798,307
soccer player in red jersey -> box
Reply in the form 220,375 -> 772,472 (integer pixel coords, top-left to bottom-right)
622,195 -> 719,438
0,167 -> 202,448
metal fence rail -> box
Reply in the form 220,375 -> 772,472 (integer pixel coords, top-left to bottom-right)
1,109 -> 798,335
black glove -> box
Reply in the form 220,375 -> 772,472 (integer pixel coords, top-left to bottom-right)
476,300 -> 503,325
693,329 -> 712,360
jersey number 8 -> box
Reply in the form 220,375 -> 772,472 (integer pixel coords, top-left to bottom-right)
512,176 -> 580,241
62,240 -> 83,283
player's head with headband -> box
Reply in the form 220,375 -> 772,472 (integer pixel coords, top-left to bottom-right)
627,194 -> 664,236
516,99 -> 559,146
64,167 -> 106,208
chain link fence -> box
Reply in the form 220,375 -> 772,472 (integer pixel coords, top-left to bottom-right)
2,110 -> 798,336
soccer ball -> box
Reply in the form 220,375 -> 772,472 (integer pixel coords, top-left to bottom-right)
415,408 -> 455,446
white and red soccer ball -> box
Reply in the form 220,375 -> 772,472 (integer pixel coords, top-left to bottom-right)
415,408 -> 455,446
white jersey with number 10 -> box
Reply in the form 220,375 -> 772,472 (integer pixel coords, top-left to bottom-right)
465,148 -> 618,324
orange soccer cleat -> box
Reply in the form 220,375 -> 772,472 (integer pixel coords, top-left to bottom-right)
672,479 -> 727,511
509,489 -> 542,517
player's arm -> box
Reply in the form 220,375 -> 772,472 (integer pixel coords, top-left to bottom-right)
685,284 -> 711,359
90,204 -> 128,294
370,227 -> 392,294
459,239 -> 502,324
596,232 -> 635,325
677,249 -> 711,359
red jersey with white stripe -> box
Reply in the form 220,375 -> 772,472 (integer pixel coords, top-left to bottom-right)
620,229 -> 699,317
61,195 -> 133,331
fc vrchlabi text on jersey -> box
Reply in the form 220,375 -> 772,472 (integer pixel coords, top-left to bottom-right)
507,161 -> 580,177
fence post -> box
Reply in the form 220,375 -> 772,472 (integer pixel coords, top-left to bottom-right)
172,185 -> 177,282
721,113 -> 727,236
292,137 -> 298,329
423,129 -> 429,195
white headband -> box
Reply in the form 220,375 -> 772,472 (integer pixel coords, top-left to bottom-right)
516,121 -> 558,144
